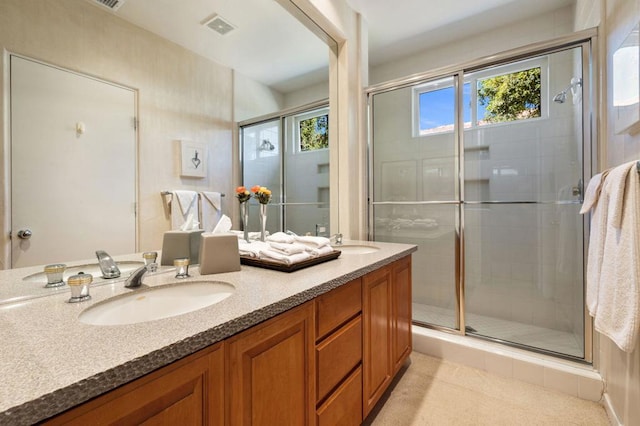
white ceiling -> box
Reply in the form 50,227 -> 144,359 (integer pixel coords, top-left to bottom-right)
96,0 -> 574,92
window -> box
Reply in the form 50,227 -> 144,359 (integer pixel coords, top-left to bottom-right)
298,113 -> 328,151
413,58 -> 546,136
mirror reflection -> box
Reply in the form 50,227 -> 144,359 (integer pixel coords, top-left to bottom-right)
0,0 -> 331,299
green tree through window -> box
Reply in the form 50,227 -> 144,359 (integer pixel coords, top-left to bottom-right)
300,114 -> 328,151
477,67 -> 541,123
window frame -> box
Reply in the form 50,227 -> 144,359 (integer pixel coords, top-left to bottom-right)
412,57 -> 549,137
291,107 -> 330,154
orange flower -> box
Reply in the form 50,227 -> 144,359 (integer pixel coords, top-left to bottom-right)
250,185 -> 261,193
235,186 -> 247,194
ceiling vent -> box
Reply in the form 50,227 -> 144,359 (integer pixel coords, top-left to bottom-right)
204,14 -> 236,36
89,0 -> 125,12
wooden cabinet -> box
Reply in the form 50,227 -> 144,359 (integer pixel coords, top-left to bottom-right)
42,255 -> 412,426
362,257 -> 412,418
227,302 -> 315,426
314,278 -> 363,426
44,342 -> 224,426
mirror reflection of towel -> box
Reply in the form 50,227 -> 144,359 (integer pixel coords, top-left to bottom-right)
200,191 -> 223,232
171,190 -> 199,230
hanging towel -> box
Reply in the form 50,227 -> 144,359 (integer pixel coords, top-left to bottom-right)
171,190 -> 199,230
593,161 -> 640,352
580,171 -> 609,316
200,191 -> 223,232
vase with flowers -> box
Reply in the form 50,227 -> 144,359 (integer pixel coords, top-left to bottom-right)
235,186 -> 251,243
252,185 -> 272,242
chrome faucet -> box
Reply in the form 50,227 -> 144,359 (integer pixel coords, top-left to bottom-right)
95,250 -> 121,279
125,265 -> 149,288
331,233 -> 343,245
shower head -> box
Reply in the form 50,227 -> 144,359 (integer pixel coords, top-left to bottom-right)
553,77 -> 583,104
553,91 -> 568,104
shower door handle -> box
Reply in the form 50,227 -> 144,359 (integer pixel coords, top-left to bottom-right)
572,178 -> 583,201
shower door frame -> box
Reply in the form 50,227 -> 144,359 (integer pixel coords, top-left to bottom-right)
366,29 -> 597,363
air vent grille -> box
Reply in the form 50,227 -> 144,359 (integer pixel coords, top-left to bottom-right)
204,14 -> 236,36
90,0 -> 125,11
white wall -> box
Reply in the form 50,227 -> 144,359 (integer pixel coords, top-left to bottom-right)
370,5 -> 576,85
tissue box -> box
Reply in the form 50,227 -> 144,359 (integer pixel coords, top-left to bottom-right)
160,229 -> 204,266
199,234 -> 241,274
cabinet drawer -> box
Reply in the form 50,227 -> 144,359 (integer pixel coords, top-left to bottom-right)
316,366 -> 362,426
316,315 -> 362,403
315,278 -> 362,340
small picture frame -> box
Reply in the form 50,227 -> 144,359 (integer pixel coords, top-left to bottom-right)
180,140 -> 207,178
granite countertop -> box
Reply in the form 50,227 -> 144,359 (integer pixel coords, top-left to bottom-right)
0,240 -> 416,425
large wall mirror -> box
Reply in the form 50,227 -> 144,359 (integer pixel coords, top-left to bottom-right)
0,0 -> 334,299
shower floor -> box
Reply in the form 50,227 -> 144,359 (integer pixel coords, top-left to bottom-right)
413,303 -> 583,358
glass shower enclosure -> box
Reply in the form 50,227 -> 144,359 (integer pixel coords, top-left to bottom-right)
368,36 -> 593,360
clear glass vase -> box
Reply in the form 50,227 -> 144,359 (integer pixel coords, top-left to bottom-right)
259,203 -> 267,242
240,202 -> 250,243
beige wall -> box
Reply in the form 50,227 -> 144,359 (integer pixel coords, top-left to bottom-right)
369,5 -> 576,85
0,0 -> 240,268
596,0 -> 640,424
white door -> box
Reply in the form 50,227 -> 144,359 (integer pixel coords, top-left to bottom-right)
11,56 -> 136,268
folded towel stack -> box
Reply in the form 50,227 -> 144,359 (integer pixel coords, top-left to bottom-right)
239,233 -> 335,265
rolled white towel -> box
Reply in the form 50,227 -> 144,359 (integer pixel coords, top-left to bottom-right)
269,242 -> 307,255
294,235 -> 331,248
266,232 -> 295,244
238,241 -> 270,258
260,249 -> 312,265
306,245 -> 335,257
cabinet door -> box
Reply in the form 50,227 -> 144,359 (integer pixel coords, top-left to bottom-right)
392,256 -> 412,373
227,302 -> 315,426
362,265 -> 393,418
44,343 -> 224,425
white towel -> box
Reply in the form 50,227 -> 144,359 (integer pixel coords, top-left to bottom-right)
171,190 -> 199,230
260,249 -> 312,265
269,242 -> 307,255
580,171 -> 609,315
266,232 -> 296,244
593,161 -> 640,352
230,230 -> 263,241
238,241 -> 269,258
294,235 -> 331,248
200,191 -> 223,232
306,245 -> 335,257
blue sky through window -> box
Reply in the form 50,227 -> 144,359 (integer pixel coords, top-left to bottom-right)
418,83 -> 489,133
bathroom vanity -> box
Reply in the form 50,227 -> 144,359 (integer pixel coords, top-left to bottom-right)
0,240 -> 415,425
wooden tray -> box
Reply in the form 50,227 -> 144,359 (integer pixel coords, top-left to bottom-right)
240,250 -> 341,272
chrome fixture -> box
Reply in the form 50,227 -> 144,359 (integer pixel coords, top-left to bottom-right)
553,77 -> 582,104
44,264 -> 66,288
174,258 -> 190,279
143,251 -> 158,272
124,265 -> 150,289
16,229 -> 32,240
95,250 -> 121,279
67,273 -> 92,303
332,233 -> 343,245
259,139 -> 275,151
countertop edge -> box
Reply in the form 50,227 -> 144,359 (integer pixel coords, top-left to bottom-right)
4,245 -> 417,425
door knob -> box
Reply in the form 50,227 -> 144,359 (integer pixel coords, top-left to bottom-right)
17,229 -> 32,239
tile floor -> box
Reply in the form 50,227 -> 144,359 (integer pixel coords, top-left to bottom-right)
364,352 -> 609,426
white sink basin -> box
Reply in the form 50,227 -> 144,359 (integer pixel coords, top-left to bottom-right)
334,244 -> 380,254
23,261 -> 145,284
79,281 -> 235,326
